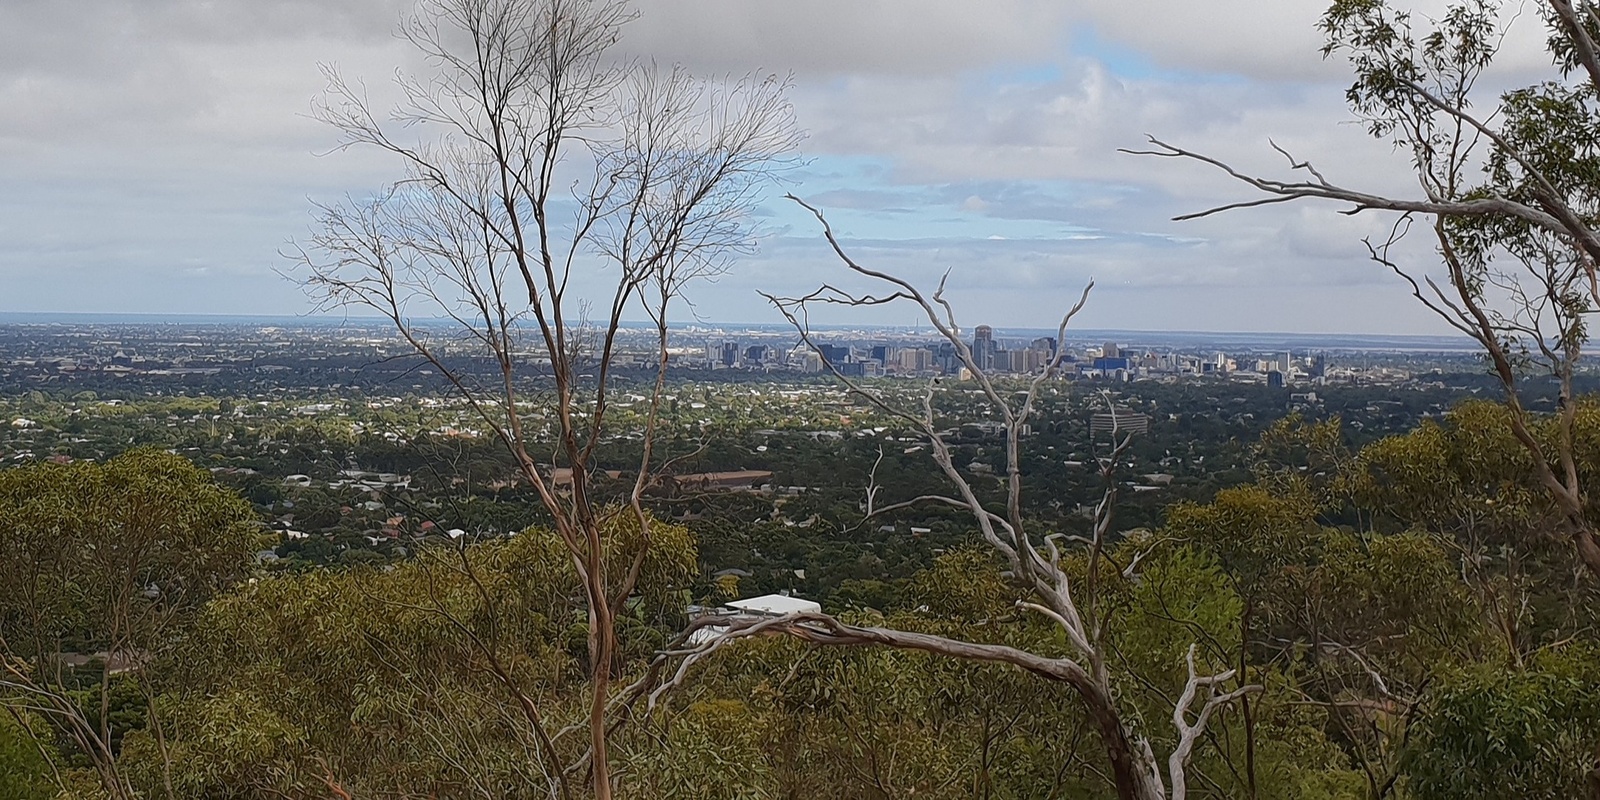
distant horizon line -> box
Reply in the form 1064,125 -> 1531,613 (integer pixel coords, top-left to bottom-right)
0,310 -> 1474,343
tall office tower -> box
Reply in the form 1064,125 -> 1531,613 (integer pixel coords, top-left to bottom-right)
869,345 -> 891,364
973,325 -> 997,371
899,348 -> 933,372
1009,349 -> 1048,373
720,341 -> 739,368
1278,352 -> 1292,374
936,341 -> 959,374
1309,353 -> 1327,379
1030,336 -> 1057,356
816,343 -> 851,367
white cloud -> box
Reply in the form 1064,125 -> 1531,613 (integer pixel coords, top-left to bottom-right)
0,0 -> 1571,334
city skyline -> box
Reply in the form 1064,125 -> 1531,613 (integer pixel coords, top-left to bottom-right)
0,309 -> 1484,348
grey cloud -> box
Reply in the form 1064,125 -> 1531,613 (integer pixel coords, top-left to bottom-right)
1070,0 -> 1338,82
622,0 -> 1072,76
785,54 -> 1429,230
0,0 -> 416,147
1070,0 -> 1556,84
0,0 -> 1555,335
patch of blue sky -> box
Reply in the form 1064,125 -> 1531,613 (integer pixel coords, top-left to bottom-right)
784,154 -> 898,186
763,154 -> 1156,244
766,195 -> 1100,243
791,208 -> 1103,242
1068,26 -> 1248,85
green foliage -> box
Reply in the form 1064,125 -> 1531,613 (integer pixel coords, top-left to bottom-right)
0,713 -> 56,800
907,547 -> 1020,620
1163,483 -> 1321,598
1347,400 -> 1600,650
622,699 -> 777,799
1407,646 -> 1600,800
1252,414 -> 1352,509
1309,529 -> 1491,676
7,379 -> 1600,796
125,511 -> 698,798
1349,401 -> 1540,532
651,631 -> 1098,799
1321,0 -> 1499,145
0,448 -> 258,798
0,448 -> 259,657
1161,418 -> 1534,799
1112,545 -> 1243,677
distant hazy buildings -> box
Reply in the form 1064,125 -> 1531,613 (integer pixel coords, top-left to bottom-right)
693,327 -> 1339,388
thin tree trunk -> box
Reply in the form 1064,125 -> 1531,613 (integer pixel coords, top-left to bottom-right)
1574,526 -> 1600,581
589,583 -> 614,800
1241,601 -> 1257,799
143,684 -> 177,800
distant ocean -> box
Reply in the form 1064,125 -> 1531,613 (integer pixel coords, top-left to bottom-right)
1049,328 -> 1480,353
0,312 -> 370,327
678,323 -> 1483,353
0,313 -> 1480,353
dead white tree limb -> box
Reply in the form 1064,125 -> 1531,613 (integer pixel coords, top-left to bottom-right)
639,197 -> 1256,800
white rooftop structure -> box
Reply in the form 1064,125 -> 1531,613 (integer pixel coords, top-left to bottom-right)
687,593 -> 823,645
724,594 -> 821,616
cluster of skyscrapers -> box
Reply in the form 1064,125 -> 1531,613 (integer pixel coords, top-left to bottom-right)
701,328 -> 1329,385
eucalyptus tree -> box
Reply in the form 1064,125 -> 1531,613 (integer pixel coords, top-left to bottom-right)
291,0 -> 800,795
1134,0 -> 1600,579
120,514 -> 698,800
0,449 -> 256,800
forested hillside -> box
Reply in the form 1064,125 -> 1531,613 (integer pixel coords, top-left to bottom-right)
4,400 -> 1600,798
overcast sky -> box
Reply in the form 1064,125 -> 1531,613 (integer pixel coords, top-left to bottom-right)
0,0 -> 1561,333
